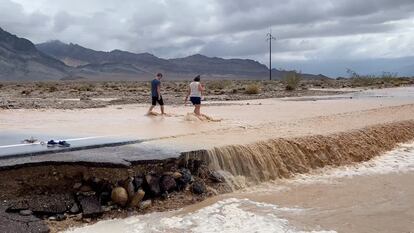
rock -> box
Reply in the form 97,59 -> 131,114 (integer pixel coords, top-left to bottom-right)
55,214 -> 67,221
163,171 -> 174,176
7,194 -> 75,215
177,169 -> 192,190
180,169 -> 192,183
99,192 -> 111,205
139,200 -> 152,210
69,203 -> 80,214
129,189 -> 145,207
160,175 -> 176,193
209,171 -> 225,183
78,195 -> 103,218
73,183 -> 82,190
133,177 -> 144,191
19,209 -> 32,216
79,185 -> 93,193
111,187 -> 128,206
123,178 -> 135,200
145,174 -> 161,196
191,181 -> 207,195
89,177 -> 108,193
90,177 -> 101,185
172,172 -> 182,179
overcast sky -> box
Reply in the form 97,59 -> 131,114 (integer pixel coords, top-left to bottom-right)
1,0 -> 414,76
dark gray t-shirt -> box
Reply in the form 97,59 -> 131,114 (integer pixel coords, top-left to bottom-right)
151,79 -> 160,97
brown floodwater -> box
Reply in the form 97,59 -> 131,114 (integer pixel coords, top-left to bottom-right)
2,87 -> 414,233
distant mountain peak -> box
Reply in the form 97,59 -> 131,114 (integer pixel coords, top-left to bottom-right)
47,40 -> 66,45
188,53 -> 208,58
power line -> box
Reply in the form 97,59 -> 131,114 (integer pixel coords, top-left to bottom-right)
266,30 -> 276,80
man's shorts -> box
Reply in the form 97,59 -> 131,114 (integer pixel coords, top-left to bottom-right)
190,97 -> 201,105
152,96 -> 164,106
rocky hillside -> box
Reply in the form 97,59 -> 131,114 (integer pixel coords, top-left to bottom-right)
0,27 -> 329,81
37,40 -> 329,80
0,28 -> 69,81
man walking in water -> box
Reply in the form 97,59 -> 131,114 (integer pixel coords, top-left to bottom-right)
148,73 -> 165,115
185,75 -> 204,116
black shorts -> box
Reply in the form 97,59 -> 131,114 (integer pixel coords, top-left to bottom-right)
190,97 -> 201,105
152,96 -> 164,106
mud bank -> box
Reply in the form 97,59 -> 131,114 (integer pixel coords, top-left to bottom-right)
0,153 -> 230,233
1,120 -> 414,232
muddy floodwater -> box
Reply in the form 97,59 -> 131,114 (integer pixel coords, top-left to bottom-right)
1,87 -> 414,233
65,143 -> 414,233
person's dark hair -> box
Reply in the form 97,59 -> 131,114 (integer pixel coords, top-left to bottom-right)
194,75 -> 200,82
156,73 -> 163,78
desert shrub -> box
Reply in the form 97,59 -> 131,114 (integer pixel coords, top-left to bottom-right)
245,83 -> 261,94
283,71 -> 302,91
0,83 -> 3,88
48,86 -> 58,92
21,89 -> 32,95
208,80 -> 232,90
347,69 -> 403,87
77,84 -> 94,92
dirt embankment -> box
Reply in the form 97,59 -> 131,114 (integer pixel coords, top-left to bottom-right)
0,157 -> 227,233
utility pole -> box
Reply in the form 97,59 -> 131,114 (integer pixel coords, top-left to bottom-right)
266,30 -> 276,80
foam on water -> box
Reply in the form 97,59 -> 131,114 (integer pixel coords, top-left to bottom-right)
292,142 -> 414,184
64,198 -> 335,233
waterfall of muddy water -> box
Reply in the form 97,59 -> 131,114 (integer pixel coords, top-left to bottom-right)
186,120 -> 414,189
65,142 -> 414,233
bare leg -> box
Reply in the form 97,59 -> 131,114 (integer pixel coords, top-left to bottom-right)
161,105 -> 165,115
148,105 -> 155,114
194,105 -> 201,116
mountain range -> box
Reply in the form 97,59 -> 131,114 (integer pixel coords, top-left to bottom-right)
1,27 -> 328,81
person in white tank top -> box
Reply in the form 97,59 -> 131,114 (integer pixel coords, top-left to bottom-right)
185,75 -> 204,116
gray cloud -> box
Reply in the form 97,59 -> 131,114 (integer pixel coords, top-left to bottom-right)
1,0 -> 414,76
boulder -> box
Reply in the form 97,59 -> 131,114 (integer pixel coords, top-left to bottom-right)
72,183 -> 82,190
129,189 -> 145,207
89,177 -> 111,193
177,169 -> 192,190
133,177 -> 144,191
78,195 -> 103,218
69,203 -> 80,214
123,177 -> 135,200
19,210 -> 32,216
145,174 -> 161,196
99,192 -> 111,205
79,185 -> 93,193
55,214 -> 67,221
191,181 -> 206,195
172,172 -> 182,179
209,171 -> 225,183
111,187 -> 128,206
180,169 -> 192,184
160,175 -> 176,193
139,200 -> 152,210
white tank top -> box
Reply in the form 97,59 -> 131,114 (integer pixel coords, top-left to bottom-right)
190,82 -> 201,97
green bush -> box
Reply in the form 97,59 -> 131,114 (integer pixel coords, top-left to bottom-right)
245,84 -> 260,94
283,71 -> 302,91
